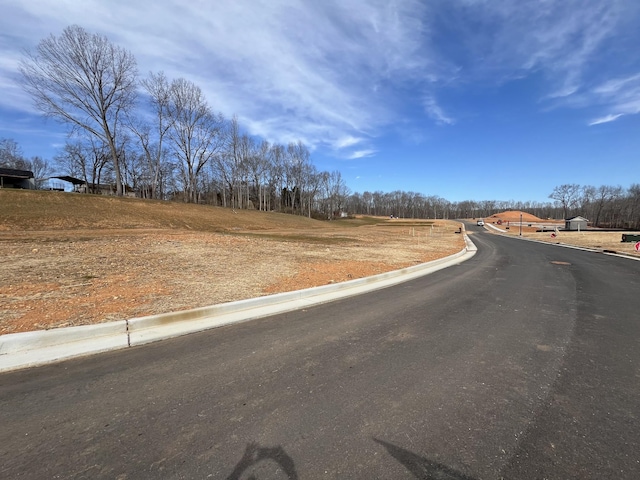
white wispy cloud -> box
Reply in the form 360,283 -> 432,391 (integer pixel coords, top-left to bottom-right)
0,0 -> 438,153
333,135 -> 365,149
586,72 -> 640,123
440,0 -> 640,128
446,0 -> 625,99
593,73 -> 640,96
588,114 -> 624,126
347,149 -> 377,159
1,0 -> 638,160
422,95 -> 454,125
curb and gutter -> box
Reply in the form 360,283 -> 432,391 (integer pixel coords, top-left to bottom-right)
483,222 -> 640,261
1,235 -> 478,373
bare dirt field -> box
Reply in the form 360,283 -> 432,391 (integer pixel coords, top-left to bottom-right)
0,227 -> 463,334
0,191 -> 465,334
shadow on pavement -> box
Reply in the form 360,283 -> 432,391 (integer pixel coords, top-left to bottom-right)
374,438 -> 477,480
226,442 -> 298,479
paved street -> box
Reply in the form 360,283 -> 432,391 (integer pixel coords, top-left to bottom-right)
1,225 -> 639,479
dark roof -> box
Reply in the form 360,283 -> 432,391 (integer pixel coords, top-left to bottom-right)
0,168 -> 34,179
566,216 -> 589,222
52,175 -> 85,185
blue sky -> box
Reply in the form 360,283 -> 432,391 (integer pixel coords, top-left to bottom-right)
1,0 -> 639,202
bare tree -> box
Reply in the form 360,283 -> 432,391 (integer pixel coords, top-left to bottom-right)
167,78 -> 224,203
28,156 -> 54,189
0,138 -> 28,169
253,140 -> 271,211
54,144 -> 85,180
129,71 -> 174,199
625,184 -> 640,230
322,170 -> 350,219
280,141 -> 313,215
268,143 -> 286,211
55,138 -> 112,192
583,184 -> 619,226
549,184 -> 581,220
217,116 -> 252,208
303,165 -> 322,218
215,117 -> 277,211
581,185 -> 597,220
20,25 -> 138,195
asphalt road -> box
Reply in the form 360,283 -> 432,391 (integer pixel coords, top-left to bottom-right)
2,225 -> 639,479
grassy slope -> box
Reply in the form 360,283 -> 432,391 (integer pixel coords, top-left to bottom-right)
0,190 -> 336,233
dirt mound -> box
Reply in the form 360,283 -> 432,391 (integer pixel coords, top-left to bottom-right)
488,211 -> 545,223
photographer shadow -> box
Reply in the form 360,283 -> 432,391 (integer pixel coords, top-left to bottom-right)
374,438 -> 477,480
226,442 -> 298,480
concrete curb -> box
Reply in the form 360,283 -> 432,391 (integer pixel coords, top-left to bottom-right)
0,321 -> 129,372
1,235 -> 477,373
484,223 -> 640,260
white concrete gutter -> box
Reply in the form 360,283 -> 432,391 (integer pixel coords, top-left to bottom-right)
1,234 -> 477,373
483,222 -> 640,261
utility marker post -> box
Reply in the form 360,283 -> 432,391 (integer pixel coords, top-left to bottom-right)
519,212 -> 523,236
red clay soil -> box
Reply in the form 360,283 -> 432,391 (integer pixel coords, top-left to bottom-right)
1,222 -> 465,334
487,211 -> 547,223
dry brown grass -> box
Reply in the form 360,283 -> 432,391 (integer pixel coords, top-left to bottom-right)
0,190 -> 464,334
515,230 -> 639,256
0,189 -> 331,232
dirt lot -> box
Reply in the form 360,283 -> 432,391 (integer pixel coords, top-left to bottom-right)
1,222 -> 464,334
490,227 -> 640,256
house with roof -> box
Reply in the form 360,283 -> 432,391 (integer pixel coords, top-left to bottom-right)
0,168 -> 35,189
565,216 -> 589,231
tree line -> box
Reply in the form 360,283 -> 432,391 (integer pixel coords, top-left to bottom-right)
12,25 -> 350,218
4,135 -> 639,228
344,184 -> 640,229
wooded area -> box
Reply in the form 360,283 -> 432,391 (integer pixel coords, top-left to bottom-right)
343,185 -> 640,229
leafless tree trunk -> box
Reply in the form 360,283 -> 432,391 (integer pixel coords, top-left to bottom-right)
593,185 -> 622,226
549,184 -> 581,220
269,144 -> 286,212
167,78 -> 224,203
29,156 -> 54,189
20,25 -> 138,196
218,116 -> 247,209
253,140 -> 271,211
626,184 -> 640,229
322,170 -> 350,219
129,72 -> 174,199
56,138 -> 111,192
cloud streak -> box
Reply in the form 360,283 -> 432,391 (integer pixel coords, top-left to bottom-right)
347,149 -> 377,160
2,0 -> 440,151
589,114 -> 624,126
1,0 -> 639,160
586,72 -> 640,124
422,95 -> 454,125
